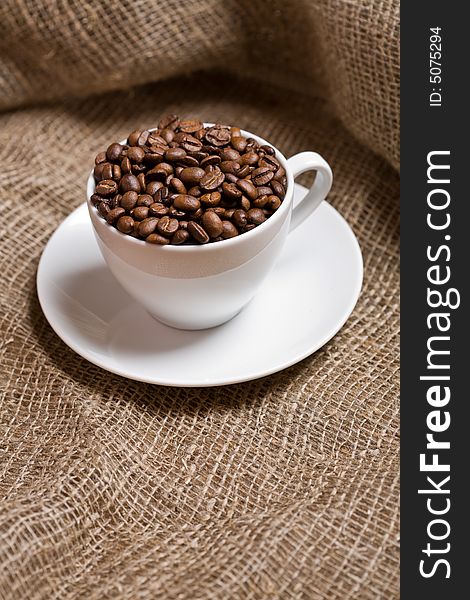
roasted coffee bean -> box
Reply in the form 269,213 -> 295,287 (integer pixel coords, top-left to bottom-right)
147,133 -> 168,147
231,136 -> 248,152
200,192 -> 221,207
266,195 -> 281,210
245,223 -> 256,232
112,165 -> 122,180
148,202 -> 169,217
146,180 -> 163,195
224,173 -> 238,184
261,144 -> 275,155
147,163 -> 173,180
136,194 -> 154,207
270,180 -> 285,197
245,137 -> 259,150
187,221 -> 210,244
247,208 -> 266,224
127,146 -> 145,163
205,127 -> 231,147
200,211 -> 222,238
154,187 -> 169,203
220,160 -> 240,174
200,167 -> 224,191
93,164 -> 104,180
145,163 -> 165,178
137,217 -> 159,237
106,143 -> 123,161
165,147 -> 186,162
173,194 -> 200,212
221,220 -> 239,238
106,207 -> 126,224
96,179 -> 117,196
146,233 -> 170,245
120,191 -> 138,210
95,151 -> 107,165
116,215 -> 134,234
121,156 -> 132,174
252,166 -> 274,186
252,194 -> 269,208
232,209 -> 248,230
222,182 -> 242,200
223,208 -> 236,218
98,201 -> 111,218
137,173 -> 146,192
236,179 -> 258,199
131,206 -> 149,220
119,174 -> 140,193
179,167 -> 205,186
200,155 -> 221,168
259,155 -> 279,171
181,136 -> 203,152
179,119 -> 203,133
171,229 -> 190,245
94,162 -> 114,180
220,148 -> 240,162
174,132 -> 202,152
128,129 -> 150,147
157,216 -> 179,237
127,130 -> 141,146
256,186 -> 272,197
240,196 -> 251,211
170,178 -> 187,194
177,154 -> 199,167
160,128 -> 175,143
237,164 -> 251,178
240,151 -> 259,166
179,220 -> 189,230
158,114 -> 179,130
231,127 -> 241,137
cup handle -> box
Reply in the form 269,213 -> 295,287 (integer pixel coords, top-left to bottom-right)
287,152 -> 333,232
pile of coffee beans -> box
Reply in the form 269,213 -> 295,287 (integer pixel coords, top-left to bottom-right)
91,115 -> 287,245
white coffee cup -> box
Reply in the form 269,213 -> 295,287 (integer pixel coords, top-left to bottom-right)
87,126 -> 332,330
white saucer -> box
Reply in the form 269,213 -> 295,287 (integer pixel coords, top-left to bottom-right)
37,184 -> 363,387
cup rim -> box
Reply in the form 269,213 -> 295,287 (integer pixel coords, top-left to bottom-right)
87,124 -> 294,252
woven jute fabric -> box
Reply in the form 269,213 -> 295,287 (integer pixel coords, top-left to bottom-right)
0,1 -> 400,599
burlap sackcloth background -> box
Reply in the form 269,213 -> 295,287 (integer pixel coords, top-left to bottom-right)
0,1 -> 400,598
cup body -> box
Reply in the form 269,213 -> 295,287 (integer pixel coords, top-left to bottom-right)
87,127 -> 295,330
